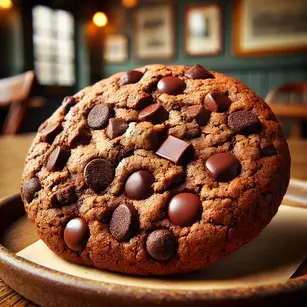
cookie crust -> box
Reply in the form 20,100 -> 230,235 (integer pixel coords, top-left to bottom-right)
21,64 -> 290,275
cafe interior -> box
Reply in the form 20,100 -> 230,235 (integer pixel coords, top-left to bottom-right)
0,0 -> 306,134
0,0 -> 307,194
0,0 -> 307,305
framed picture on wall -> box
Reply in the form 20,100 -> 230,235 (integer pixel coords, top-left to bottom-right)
233,0 -> 307,56
104,34 -> 128,63
184,4 -> 222,56
134,3 -> 175,60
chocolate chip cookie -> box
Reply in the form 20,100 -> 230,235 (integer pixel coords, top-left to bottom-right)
21,64 -> 290,275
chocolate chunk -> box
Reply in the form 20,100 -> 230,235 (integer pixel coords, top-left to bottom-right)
204,91 -> 232,112
185,64 -> 214,80
56,184 -> 77,207
23,177 -> 41,203
119,70 -> 143,86
64,217 -> 89,251
262,145 -> 277,157
124,170 -> 155,200
62,96 -> 77,115
46,146 -> 70,171
41,122 -> 63,144
157,76 -> 186,95
71,128 -> 92,147
87,104 -> 112,129
146,229 -> 177,261
228,110 -> 262,135
156,135 -> 193,165
84,158 -> 115,193
168,193 -> 202,226
106,118 -> 128,139
205,152 -> 241,182
109,203 -> 139,242
133,94 -> 153,111
138,103 -> 169,125
182,105 -> 210,126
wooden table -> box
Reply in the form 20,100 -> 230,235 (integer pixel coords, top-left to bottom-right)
270,104 -> 307,120
269,104 -> 307,138
0,134 -> 37,306
1,134 -> 307,306
0,134 -> 34,200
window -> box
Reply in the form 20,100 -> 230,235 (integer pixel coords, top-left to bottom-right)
32,5 -> 75,86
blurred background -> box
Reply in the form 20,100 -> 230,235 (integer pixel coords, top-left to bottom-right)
0,0 -> 307,137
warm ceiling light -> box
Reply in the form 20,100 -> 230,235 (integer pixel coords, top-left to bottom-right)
122,0 -> 138,8
0,0 -> 13,9
93,12 -> 108,27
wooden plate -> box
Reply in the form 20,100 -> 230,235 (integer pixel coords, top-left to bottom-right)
1,190 -> 307,307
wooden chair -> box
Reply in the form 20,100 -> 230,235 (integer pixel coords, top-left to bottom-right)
266,82 -> 307,139
0,71 -> 35,135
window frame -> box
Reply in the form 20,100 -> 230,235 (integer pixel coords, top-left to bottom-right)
31,4 -> 77,92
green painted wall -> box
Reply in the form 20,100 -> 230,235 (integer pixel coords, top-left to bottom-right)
103,0 -> 307,98
0,9 -> 23,78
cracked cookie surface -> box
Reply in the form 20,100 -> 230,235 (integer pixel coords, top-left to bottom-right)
21,64 -> 290,275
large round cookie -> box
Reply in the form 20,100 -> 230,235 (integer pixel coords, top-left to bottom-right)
21,64 -> 290,275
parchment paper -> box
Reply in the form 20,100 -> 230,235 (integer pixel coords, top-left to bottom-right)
17,205 -> 307,290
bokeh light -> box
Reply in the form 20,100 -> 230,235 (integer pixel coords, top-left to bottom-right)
122,0 -> 138,8
93,12 -> 108,27
0,0 -> 13,9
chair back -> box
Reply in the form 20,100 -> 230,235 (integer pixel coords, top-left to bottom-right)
0,71 -> 35,105
266,82 -> 307,105
0,71 -> 35,135
266,81 -> 307,139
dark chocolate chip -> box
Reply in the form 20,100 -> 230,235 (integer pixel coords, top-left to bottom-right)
168,193 -> 202,226
64,217 -> 89,251
185,64 -> 214,80
109,203 -> 139,242
157,76 -> 186,95
101,197 -> 124,224
62,96 -> 77,115
204,91 -> 232,112
138,103 -> 169,125
119,70 -> 143,86
71,128 -> 92,147
46,146 -> 70,172
84,158 -> 115,193
70,128 -> 92,148
41,122 -> 63,144
262,145 -> 277,157
156,135 -> 193,165
182,105 -> 210,126
146,229 -> 177,261
23,177 -> 41,203
124,170 -> 155,200
205,152 -> 241,182
106,118 -> 128,139
87,104 -> 112,129
56,184 -> 77,207
228,110 -> 262,135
